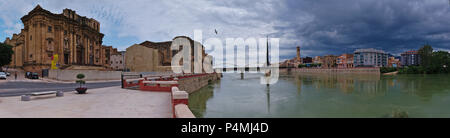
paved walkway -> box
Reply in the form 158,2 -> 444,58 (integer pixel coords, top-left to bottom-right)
0,86 -> 172,118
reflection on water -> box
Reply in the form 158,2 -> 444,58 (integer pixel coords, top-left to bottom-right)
188,73 -> 450,118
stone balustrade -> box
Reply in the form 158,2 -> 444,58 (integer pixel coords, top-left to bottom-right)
140,81 -> 179,92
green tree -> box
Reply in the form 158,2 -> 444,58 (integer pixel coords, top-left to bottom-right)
0,43 -> 14,69
431,51 -> 450,73
418,44 -> 433,68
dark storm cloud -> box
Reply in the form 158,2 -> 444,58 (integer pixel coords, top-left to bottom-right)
2,0 -> 450,57
275,0 -> 450,57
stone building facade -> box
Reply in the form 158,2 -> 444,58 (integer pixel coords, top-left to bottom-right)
322,55 -> 338,68
126,36 -> 207,72
302,57 -> 313,64
3,5 -> 116,72
280,46 -> 303,68
337,54 -> 354,68
101,45 -> 118,69
388,56 -> 401,68
313,56 -> 323,65
110,51 -> 126,71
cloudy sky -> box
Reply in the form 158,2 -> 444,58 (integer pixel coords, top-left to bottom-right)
1,0 -> 450,62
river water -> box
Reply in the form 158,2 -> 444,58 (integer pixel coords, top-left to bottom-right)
188,72 -> 450,118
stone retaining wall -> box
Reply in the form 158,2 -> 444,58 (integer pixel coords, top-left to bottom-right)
281,68 -> 380,74
49,69 -> 122,81
177,73 -> 221,93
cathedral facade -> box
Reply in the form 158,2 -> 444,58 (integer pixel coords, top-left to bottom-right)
4,5 -> 115,72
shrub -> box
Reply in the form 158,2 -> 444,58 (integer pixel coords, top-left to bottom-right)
76,73 -> 86,88
76,74 -> 85,80
380,67 -> 398,73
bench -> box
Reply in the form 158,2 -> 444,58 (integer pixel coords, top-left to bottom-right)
21,91 -> 64,101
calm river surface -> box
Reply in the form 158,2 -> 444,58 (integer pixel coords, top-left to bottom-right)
188,73 -> 450,118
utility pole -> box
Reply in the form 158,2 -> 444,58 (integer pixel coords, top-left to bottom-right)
265,35 -> 271,86
266,35 -> 270,66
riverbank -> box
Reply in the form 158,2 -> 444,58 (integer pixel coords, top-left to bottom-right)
178,73 -> 221,93
382,71 -> 398,75
280,68 -> 380,74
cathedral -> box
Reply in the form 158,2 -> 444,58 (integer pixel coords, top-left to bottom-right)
3,5 -> 117,72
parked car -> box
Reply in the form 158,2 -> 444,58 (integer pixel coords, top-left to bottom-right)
30,72 -> 39,79
6,72 -> 10,76
25,72 -> 32,79
0,72 -> 6,80
24,72 -> 39,79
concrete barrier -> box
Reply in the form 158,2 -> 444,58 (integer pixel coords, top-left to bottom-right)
172,91 -> 189,104
122,78 -> 144,88
124,72 -> 221,94
174,104 -> 195,118
171,86 -> 195,118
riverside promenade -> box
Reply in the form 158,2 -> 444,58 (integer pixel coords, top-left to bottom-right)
0,86 -> 172,118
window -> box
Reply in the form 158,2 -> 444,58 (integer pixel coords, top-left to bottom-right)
120,61 -> 122,64
48,26 -> 52,32
167,48 -> 170,58
64,39 -> 69,49
30,35 -> 32,40
64,30 -> 67,35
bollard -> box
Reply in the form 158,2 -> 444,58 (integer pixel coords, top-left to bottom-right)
56,91 -> 64,97
121,73 -> 124,88
21,95 -> 30,101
